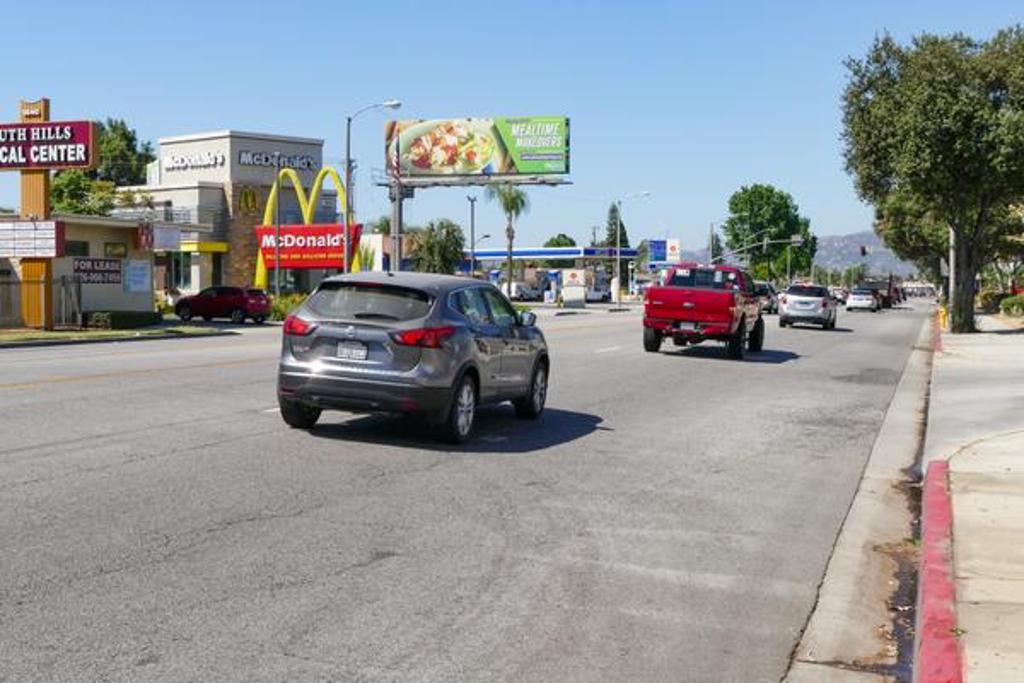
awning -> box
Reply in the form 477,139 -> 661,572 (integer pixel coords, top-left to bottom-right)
177,240 -> 229,253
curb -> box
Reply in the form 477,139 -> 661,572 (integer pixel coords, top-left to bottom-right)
933,312 -> 944,354
914,459 -> 963,683
0,330 -> 237,349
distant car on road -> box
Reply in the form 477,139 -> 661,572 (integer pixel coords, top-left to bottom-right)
175,286 -> 269,324
276,272 -> 550,443
754,281 -> 778,314
503,282 -> 542,302
829,287 -> 848,304
779,284 -> 838,329
846,288 -> 880,312
643,263 -> 764,359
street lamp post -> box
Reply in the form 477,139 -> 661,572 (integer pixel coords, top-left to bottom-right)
467,195 -> 477,277
345,99 -> 401,273
615,191 -> 650,305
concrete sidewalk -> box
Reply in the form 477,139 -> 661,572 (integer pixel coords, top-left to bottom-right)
922,315 -> 1024,681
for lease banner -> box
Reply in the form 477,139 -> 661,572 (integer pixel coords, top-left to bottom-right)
255,224 -> 362,269
0,121 -> 98,171
74,258 -> 122,284
385,117 -> 569,177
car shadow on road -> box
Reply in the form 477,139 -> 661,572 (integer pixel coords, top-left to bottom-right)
307,407 -> 607,454
661,346 -> 800,364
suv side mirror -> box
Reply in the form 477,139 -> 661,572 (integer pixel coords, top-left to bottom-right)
519,310 -> 537,327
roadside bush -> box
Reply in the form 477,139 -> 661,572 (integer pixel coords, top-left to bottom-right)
999,294 -> 1024,317
270,293 -> 308,321
84,310 -> 163,329
977,289 -> 1009,313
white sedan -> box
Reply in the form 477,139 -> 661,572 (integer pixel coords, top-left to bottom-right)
846,288 -> 880,312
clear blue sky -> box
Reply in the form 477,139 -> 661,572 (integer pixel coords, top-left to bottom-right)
1,1 -> 1019,251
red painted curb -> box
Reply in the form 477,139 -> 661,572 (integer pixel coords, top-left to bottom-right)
915,460 -> 963,683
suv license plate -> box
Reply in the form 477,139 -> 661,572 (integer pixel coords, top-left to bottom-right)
337,341 -> 368,360
677,322 -> 696,331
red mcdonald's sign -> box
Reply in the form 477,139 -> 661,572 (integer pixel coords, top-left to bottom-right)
254,224 -> 362,269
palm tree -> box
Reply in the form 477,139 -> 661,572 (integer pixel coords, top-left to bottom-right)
485,184 -> 529,291
412,219 -> 465,273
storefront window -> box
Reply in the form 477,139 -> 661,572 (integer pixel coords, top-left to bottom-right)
65,240 -> 89,257
170,252 -> 192,290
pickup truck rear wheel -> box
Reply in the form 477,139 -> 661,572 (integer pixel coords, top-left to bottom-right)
748,317 -> 764,352
643,327 -> 662,353
726,321 -> 746,360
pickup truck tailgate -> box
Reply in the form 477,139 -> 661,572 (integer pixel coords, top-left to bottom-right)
645,287 -> 735,323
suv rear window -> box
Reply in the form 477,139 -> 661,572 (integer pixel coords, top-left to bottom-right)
667,268 -> 732,289
304,282 -> 432,321
786,285 -> 828,297
247,289 -> 267,297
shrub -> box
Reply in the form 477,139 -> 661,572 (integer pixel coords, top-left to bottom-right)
270,293 -> 308,321
1000,294 -> 1024,317
84,310 -> 163,329
977,290 -> 1009,313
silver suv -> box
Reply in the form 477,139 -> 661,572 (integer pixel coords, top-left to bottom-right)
276,272 -> 550,443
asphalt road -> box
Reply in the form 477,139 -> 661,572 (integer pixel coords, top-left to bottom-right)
0,302 -> 930,682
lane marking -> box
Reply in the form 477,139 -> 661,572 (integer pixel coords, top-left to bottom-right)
0,357 -> 270,391
594,345 -> 623,354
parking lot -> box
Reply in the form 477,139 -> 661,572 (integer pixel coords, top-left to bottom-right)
0,303 -> 929,681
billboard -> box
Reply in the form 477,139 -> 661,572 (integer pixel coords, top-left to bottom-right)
255,224 -> 362,270
0,120 -> 98,171
386,117 -> 569,177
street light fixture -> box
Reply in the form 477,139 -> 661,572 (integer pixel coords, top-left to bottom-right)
345,99 -> 402,273
615,191 -> 650,305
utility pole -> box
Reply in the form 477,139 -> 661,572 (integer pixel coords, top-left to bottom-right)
615,200 -> 623,305
786,246 -> 792,283
344,115 -> 353,274
709,222 -> 714,261
467,195 -> 477,278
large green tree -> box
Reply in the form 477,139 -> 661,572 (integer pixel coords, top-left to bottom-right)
603,202 -> 630,248
92,119 -> 155,186
485,184 -> 529,285
542,232 -> 577,268
842,28 -> 1024,331
722,183 -> 817,279
50,170 -> 117,215
411,219 -> 465,274
48,118 -> 155,215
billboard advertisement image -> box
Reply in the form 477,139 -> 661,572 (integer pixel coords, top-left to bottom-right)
386,117 -> 569,177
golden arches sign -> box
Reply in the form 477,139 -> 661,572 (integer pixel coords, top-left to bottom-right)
254,166 -> 356,288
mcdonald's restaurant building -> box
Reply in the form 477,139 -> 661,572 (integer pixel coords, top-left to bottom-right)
122,130 -> 338,295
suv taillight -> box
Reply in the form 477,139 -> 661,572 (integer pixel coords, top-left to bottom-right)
780,295 -> 788,306
283,314 -> 317,336
391,326 -> 456,348
822,298 -> 829,308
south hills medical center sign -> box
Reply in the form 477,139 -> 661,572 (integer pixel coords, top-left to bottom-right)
255,224 -> 362,270
0,120 -> 98,170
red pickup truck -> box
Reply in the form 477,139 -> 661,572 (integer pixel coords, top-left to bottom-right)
643,263 -> 764,359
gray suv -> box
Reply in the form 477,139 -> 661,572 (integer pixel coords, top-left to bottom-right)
277,272 -> 550,443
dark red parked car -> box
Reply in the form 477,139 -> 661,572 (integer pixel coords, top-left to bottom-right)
175,286 -> 270,324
